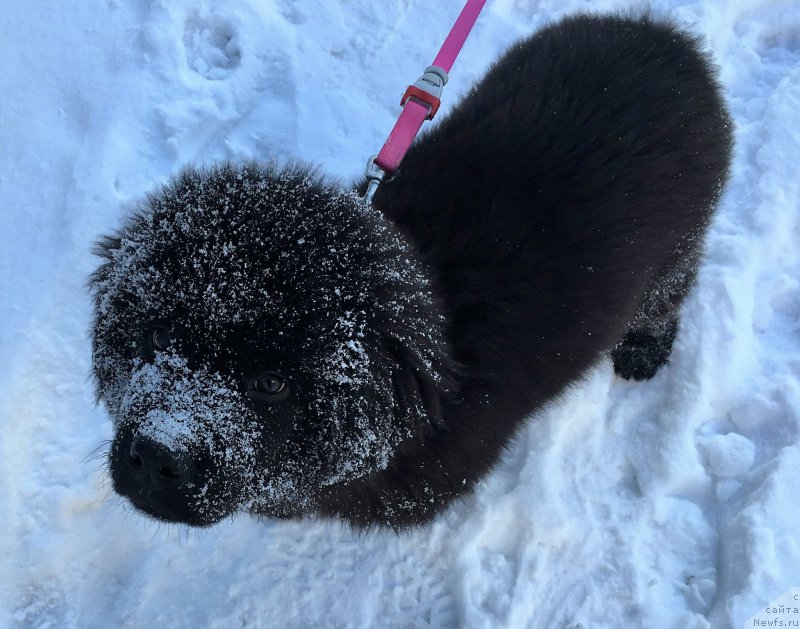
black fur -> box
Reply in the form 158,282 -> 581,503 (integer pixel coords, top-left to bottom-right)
91,13 -> 732,528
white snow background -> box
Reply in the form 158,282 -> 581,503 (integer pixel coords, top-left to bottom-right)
1,0 -> 799,627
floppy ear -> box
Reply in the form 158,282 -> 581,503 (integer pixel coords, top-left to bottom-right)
385,336 -> 448,431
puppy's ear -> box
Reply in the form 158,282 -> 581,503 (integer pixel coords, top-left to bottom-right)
385,337 -> 448,431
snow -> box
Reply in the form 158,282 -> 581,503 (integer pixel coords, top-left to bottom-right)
1,0 -> 799,627
701,433 -> 756,479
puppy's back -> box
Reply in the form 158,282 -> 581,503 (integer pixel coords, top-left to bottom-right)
380,12 -> 730,246
373,12 -> 731,425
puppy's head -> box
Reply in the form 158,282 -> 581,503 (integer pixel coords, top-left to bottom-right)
91,163 -> 453,526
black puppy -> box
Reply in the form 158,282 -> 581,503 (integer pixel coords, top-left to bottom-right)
91,13 -> 732,528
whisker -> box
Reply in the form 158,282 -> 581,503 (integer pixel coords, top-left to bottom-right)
85,452 -> 109,465
81,440 -> 112,464
90,462 -> 110,476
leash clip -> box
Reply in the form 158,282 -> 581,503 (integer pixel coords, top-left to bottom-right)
364,155 -> 386,204
401,65 -> 449,120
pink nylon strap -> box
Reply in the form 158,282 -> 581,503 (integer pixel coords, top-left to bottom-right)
433,0 -> 487,73
374,100 -> 430,173
373,0 -> 486,175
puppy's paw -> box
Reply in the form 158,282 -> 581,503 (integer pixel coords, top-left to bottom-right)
611,327 -> 675,381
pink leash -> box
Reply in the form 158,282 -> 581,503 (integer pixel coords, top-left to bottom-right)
364,0 -> 487,203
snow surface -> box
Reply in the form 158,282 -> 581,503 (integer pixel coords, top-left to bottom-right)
1,0 -> 799,627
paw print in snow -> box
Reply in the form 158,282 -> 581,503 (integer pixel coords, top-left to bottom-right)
184,14 -> 241,80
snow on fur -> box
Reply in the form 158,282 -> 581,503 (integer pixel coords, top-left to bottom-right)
90,163 -> 449,515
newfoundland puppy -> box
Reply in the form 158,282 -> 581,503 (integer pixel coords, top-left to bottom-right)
91,13 -> 732,528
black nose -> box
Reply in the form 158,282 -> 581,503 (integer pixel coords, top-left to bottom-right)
129,436 -> 193,486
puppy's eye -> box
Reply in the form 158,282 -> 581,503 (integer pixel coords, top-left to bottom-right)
256,374 -> 285,394
143,321 -> 183,360
152,326 -> 173,350
248,371 -> 290,402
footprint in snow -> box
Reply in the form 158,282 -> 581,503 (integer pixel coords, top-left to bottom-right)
374,550 -> 459,629
12,584 -> 68,629
733,3 -> 800,62
184,13 -> 241,80
761,26 -> 800,54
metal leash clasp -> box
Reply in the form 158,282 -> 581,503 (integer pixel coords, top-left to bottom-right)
364,155 -> 386,204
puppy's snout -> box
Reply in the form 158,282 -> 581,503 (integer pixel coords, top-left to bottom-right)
129,436 -> 193,485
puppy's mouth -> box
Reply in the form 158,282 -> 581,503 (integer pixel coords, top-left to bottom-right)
127,493 -> 198,524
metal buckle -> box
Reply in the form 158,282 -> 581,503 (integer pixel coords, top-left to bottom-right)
400,65 -> 449,120
364,155 -> 386,204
